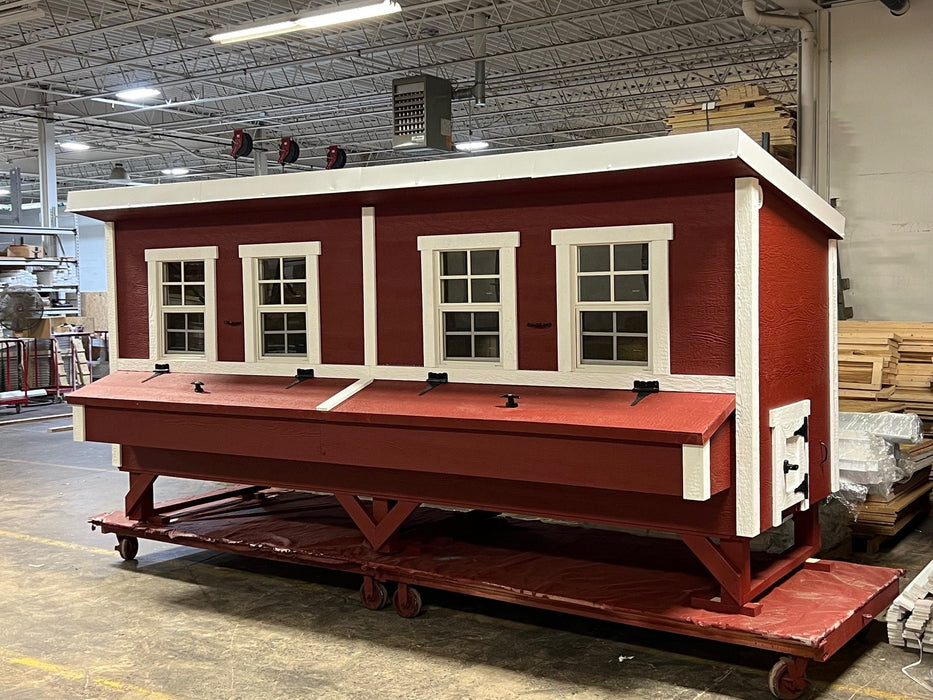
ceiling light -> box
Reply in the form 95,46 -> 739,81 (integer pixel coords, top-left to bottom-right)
108,163 -> 130,183
114,87 -> 161,102
59,141 -> 91,152
161,167 -> 190,176
209,0 -> 401,44
455,139 -> 490,153
0,189 -> 9,196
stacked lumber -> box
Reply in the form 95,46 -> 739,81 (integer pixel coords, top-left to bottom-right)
902,439 -> 933,470
851,476 -> 932,538
838,321 -> 933,431
666,85 -> 795,154
888,559 -> 933,650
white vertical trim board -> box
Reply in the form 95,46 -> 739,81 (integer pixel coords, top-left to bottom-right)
238,241 -> 323,365
361,207 -> 378,366
111,444 -> 122,468
734,177 -> 762,538
828,239 -> 839,492
682,442 -> 711,501
71,404 -> 86,442
104,222 -> 120,369
417,231 -> 520,369
551,223 -> 673,377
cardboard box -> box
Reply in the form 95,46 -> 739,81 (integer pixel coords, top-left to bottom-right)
3,244 -> 44,258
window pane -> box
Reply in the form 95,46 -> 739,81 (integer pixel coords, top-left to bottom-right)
165,313 -> 188,331
444,312 -> 472,332
474,335 -> 499,359
441,251 -> 467,276
188,332 -> 205,353
581,335 -> 613,361
286,313 -> 306,331
445,334 -> 472,358
470,250 -> 498,275
260,283 -> 281,305
282,257 -> 306,280
166,332 -> 187,351
187,313 -> 205,331
614,274 -> 649,302
283,283 -> 306,304
260,258 -> 281,281
614,244 -> 648,271
473,312 -> 499,332
617,336 -> 649,363
263,334 -> 286,354
581,311 -> 613,333
163,286 -> 183,305
442,278 -> 468,303
183,261 -> 205,282
470,278 -> 499,303
262,313 -> 285,331
287,333 -> 308,354
616,311 -> 648,334
578,245 -> 610,272
184,285 -> 205,305
578,275 -> 611,302
163,261 -> 182,282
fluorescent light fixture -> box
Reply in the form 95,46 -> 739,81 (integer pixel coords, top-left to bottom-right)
0,189 -> 9,196
455,139 -> 490,152
59,141 -> 91,152
209,0 -> 401,44
114,87 -> 161,102
161,167 -> 190,176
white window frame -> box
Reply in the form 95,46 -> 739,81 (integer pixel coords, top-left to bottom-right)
551,224 -> 672,374
417,232 -> 520,370
238,241 -> 322,364
144,246 -> 219,362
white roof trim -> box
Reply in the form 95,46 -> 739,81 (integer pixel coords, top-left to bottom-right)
66,130 -> 843,239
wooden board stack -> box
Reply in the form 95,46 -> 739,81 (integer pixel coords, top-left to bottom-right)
665,85 -> 796,154
838,321 -> 933,432
888,559 -> 933,651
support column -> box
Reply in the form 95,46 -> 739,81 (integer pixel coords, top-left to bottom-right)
253,127 -> 268,176
37,105 -> 57,227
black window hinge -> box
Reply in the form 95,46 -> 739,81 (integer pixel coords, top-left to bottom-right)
631,380 -> 659,406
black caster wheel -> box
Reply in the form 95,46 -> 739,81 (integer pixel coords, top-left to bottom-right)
359,578 -> 389,610
15,404 -> 21,414
393,584 -> 423,618
115,536 -> 139,561
768,656 -> 810,699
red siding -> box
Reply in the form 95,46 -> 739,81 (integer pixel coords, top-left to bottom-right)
758,186 -> 831,530
115,205 -> 364,365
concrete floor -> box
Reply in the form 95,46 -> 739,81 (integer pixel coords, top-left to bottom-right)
1,402 -> 932,699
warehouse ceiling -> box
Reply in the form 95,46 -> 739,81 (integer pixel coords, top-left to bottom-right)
0,0 -> 800,200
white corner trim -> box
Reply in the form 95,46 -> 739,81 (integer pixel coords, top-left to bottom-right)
238,241 -> 321,258
362,207 -> 377,367
144,245 -> 219,262
551,224 -> 673,246
316,377 -> 373,412
828,239 -> 839,491
682,442 -> 711,502
417,231 -> 519,252
734,177 -> 762,538
104,222 -> 120,369
551,223 -> 672,377
72,404 -> 86,442
111,444 -> 122,468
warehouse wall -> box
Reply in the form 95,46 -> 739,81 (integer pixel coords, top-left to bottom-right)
829,1 -> 933,320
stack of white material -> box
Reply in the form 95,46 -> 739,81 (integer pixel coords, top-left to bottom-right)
888,560 -> 933,650
838,412 -> 924,497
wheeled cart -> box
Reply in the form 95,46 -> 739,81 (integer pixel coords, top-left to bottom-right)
91,487 -> 902,700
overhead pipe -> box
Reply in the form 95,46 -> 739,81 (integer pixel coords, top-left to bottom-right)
878,0 -> 909,15
741,0 -> 815,186
452,11 -> 488,106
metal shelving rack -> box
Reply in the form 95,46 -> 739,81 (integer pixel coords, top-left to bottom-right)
0,225 -> 80,318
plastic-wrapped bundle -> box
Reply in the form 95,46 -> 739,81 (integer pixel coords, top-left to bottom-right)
838,412 -> 923,445
839,430 -> 907,486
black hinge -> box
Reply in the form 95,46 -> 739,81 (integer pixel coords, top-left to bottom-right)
794,416 -> 809,442
286,368 -> 315,389
794,474 -> 809,499
419,372 -> 448,396
631,380 -> 660,406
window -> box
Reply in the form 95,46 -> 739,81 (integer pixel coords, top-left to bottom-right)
552,225 -> 672,374
418,232 -> 519,369
145,246 -> 218,361
239,242 -> 321,363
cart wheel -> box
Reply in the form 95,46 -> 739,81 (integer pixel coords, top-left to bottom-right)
359,578 -> 389,611
115,536 -> 139,561
768,656 -> 809,699
15,404 -> 21,414
393,584 -> 423,618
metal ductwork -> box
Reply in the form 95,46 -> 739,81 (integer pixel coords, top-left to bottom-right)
878,0 -> 909,15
